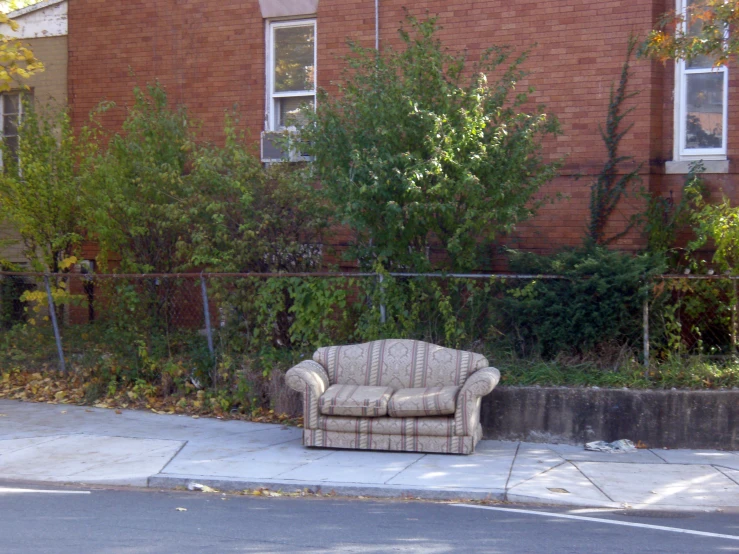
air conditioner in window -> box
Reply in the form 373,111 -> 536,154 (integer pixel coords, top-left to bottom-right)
260,131 -> 312,163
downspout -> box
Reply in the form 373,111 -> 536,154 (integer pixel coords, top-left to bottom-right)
375,0 -> 379,50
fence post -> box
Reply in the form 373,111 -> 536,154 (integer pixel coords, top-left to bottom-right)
643,286 -> 650,373
732,279 -> 737,356
378,273 -> 386,324
200,273 -> 214,358
0,274 -> 4,326
44,275 -> 66,373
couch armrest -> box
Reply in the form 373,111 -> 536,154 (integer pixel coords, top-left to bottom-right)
454,367 -> 500,436
285,360 -> 330,430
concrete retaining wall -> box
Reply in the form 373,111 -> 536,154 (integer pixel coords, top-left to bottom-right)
481,386 -> 738,450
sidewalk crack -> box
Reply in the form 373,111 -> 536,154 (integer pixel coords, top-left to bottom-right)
505,460 -> 566,490
0,435 -> 63,457
155,439 -> 189,476
569,461 -> 615,502
383,453 -> 426,485
715,465 -> 739,486
503,442 -> 520,491
650,449 -> 669,463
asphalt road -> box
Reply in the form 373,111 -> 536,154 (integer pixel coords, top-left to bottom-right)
0,484 -> 737,553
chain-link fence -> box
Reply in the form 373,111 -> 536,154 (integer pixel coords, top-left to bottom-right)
1,271 -> 737,378
649,275 -> 739,361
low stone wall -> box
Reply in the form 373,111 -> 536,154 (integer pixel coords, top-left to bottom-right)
481,386 -> 738,450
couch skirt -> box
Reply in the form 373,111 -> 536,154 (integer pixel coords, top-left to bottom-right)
303,424 -> 482,455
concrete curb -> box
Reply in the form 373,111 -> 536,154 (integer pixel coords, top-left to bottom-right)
147,474 -> 507,502
145,475 -> 729,511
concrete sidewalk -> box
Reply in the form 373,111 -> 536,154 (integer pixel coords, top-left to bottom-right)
0,399 -> 737,511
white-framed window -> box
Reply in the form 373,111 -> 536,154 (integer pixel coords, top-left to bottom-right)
0,92 -> 23,167
266,19 -> 316,132
674,0 -> 728,162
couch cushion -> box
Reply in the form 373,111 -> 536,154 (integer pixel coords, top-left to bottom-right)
319,384 -> 393,417
388,386 -> 460,417
313,340 -> 489,390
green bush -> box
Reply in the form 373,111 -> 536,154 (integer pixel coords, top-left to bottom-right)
499,246 -> 665,358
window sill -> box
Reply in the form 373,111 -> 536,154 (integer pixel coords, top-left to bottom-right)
665,160 -> 729,174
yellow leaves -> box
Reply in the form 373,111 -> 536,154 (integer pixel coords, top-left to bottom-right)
250,488 -> 281,497
20,290 -> 46,304
0,364 -> 302,427
0,14 -> 19,32
243,487 -> 315,498
58,256 -> 78,271
0,14 -> 43,93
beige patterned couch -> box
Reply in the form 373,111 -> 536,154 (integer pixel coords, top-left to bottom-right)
285,339 -> 500,454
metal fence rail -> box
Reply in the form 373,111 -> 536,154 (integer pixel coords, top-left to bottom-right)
1,271 -> 735,374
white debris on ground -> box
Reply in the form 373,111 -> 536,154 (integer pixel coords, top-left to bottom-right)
584,439 -> 637,453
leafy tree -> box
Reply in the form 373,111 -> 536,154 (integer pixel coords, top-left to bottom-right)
0,12 -> 43,91
185,117 -> 328,353
642,0 -> 739,65
187,116 -> 326,274
89,84 -> 198,273
300,15 -> 560,272
0,104 -> 93,272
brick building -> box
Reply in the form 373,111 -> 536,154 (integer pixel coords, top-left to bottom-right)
0,0 -> 67,267
65,0 -> 737,262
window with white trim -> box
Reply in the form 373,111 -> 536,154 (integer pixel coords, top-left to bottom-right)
266,19 -> 316,131
674,0 -> 728,161
0,92 -> 23,167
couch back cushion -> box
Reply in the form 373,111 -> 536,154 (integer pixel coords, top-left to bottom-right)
313,339 -> 488,391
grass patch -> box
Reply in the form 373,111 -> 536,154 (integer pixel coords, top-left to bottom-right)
496,354 -> 739,389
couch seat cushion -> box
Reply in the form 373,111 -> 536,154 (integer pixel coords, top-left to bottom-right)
388,386 -> 460,417
319,384 -> 393,417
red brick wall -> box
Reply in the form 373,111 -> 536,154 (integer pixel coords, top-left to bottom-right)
68,0 -> 738,264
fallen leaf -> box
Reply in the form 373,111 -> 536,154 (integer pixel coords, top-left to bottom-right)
115,410 -> 122,415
